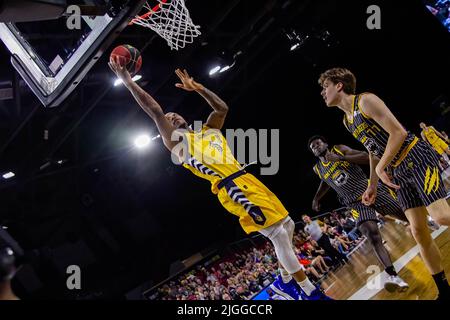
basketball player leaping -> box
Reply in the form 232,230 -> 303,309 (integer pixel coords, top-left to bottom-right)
109,57 -> 332,300
319,67 -> 450,300
308,135 -> 409,293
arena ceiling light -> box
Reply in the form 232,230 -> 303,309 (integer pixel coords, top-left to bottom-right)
114,74 -> 142,87
134,134 -> 151,149
209,51 -> 243,77
2,171 -> 15,179
209,66 -> 221,76
286,29 -> 310,51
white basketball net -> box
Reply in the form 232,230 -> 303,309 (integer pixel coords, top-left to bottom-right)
132,0 -> 201,50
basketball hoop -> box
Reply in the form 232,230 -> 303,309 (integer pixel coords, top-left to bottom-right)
130,0 -> 201,50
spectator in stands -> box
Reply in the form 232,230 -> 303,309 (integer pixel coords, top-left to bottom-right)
303,214 -> 348,266
304,246 -> 330,274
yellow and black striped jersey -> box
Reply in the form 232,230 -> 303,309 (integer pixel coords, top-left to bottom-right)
343,94 -> 417,167
313,146 -> 368,205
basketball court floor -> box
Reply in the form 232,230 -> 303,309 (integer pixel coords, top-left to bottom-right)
325,218 -> 449,300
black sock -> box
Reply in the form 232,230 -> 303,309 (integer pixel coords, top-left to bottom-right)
432,271 -> 450,294
385,266 -> 397,276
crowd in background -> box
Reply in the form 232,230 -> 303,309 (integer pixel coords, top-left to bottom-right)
152,209 -> 364,300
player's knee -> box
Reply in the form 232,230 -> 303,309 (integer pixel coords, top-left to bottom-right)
271,228 -> 290,248
369,232 -> 382,245
409,225 -> 432,245
286,219 -> 295,234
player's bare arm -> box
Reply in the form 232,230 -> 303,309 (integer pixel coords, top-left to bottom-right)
175,69 -> 229,130
359,94 -> 405,189
333,145 -> 370,165
312,181 -> 331,212
109,57 -> 178,151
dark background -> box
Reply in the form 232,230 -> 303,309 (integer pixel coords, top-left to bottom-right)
0,0 -> 449,298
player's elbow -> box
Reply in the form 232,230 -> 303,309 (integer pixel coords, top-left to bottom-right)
219,103 -> 229,114
397,128 -> 408,140
390,127 -> 407,140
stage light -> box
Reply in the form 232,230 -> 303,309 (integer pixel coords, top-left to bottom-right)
134,134 -> 151,149
114,74 -> 142,86
219,65 -> 231,73
209,51 -> 243,77
2,171 -> 15,179
290,43 -> 300,51
209,66 -> 221,76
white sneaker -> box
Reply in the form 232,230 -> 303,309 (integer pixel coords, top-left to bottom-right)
427,217 -> 440,231
384,275 -> 409,293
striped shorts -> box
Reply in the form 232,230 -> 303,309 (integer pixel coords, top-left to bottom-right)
392,139 -> 447,211
347,202 -> 379,226
346,185 -> 406,226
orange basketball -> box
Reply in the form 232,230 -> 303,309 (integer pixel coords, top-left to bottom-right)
110,44 -> 142,76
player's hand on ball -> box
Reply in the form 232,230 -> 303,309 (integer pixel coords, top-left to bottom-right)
175,69 -> 204,91
109,56 -> 132,85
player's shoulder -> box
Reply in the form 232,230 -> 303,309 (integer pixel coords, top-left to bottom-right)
313,163 -> 321,174
334,144 -> 351,153
358,92 -> 384,105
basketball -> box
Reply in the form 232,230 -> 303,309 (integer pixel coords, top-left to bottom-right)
110,44 -> 142,76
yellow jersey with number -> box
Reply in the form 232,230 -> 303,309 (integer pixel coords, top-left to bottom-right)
423,128 -> 448,155
180,125 -> 288,234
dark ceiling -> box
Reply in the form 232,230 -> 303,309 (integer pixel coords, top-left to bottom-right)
0,0 -> 449,298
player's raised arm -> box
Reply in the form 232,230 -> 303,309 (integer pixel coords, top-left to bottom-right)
109,57 -> 177,151
175,69 -> 229,130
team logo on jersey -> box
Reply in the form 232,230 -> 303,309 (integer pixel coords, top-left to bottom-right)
208,135 -> 223,154
363,138 -> 381,156
424,166 -> 440,195
350,209 -> 360,219
333,171 -> 349,186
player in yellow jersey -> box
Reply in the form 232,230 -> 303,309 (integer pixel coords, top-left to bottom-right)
318,67 -> 450,299
420,122 -> 450,164
109,57 -> 331,300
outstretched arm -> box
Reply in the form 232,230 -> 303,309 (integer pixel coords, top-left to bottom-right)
175,69 -> 228,130
109,57 -> 177,151
359,94 -> 405,189
333,145 -> 370,165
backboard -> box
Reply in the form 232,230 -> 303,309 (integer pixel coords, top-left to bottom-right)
0,0 -> 147,107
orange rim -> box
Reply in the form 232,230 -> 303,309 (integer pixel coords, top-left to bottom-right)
129,0 -> 169,25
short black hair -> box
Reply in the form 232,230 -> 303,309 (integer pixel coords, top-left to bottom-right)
307,135 -> 327,151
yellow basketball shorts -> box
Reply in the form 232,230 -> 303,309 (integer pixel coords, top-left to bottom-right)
215,173 -> 289,234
